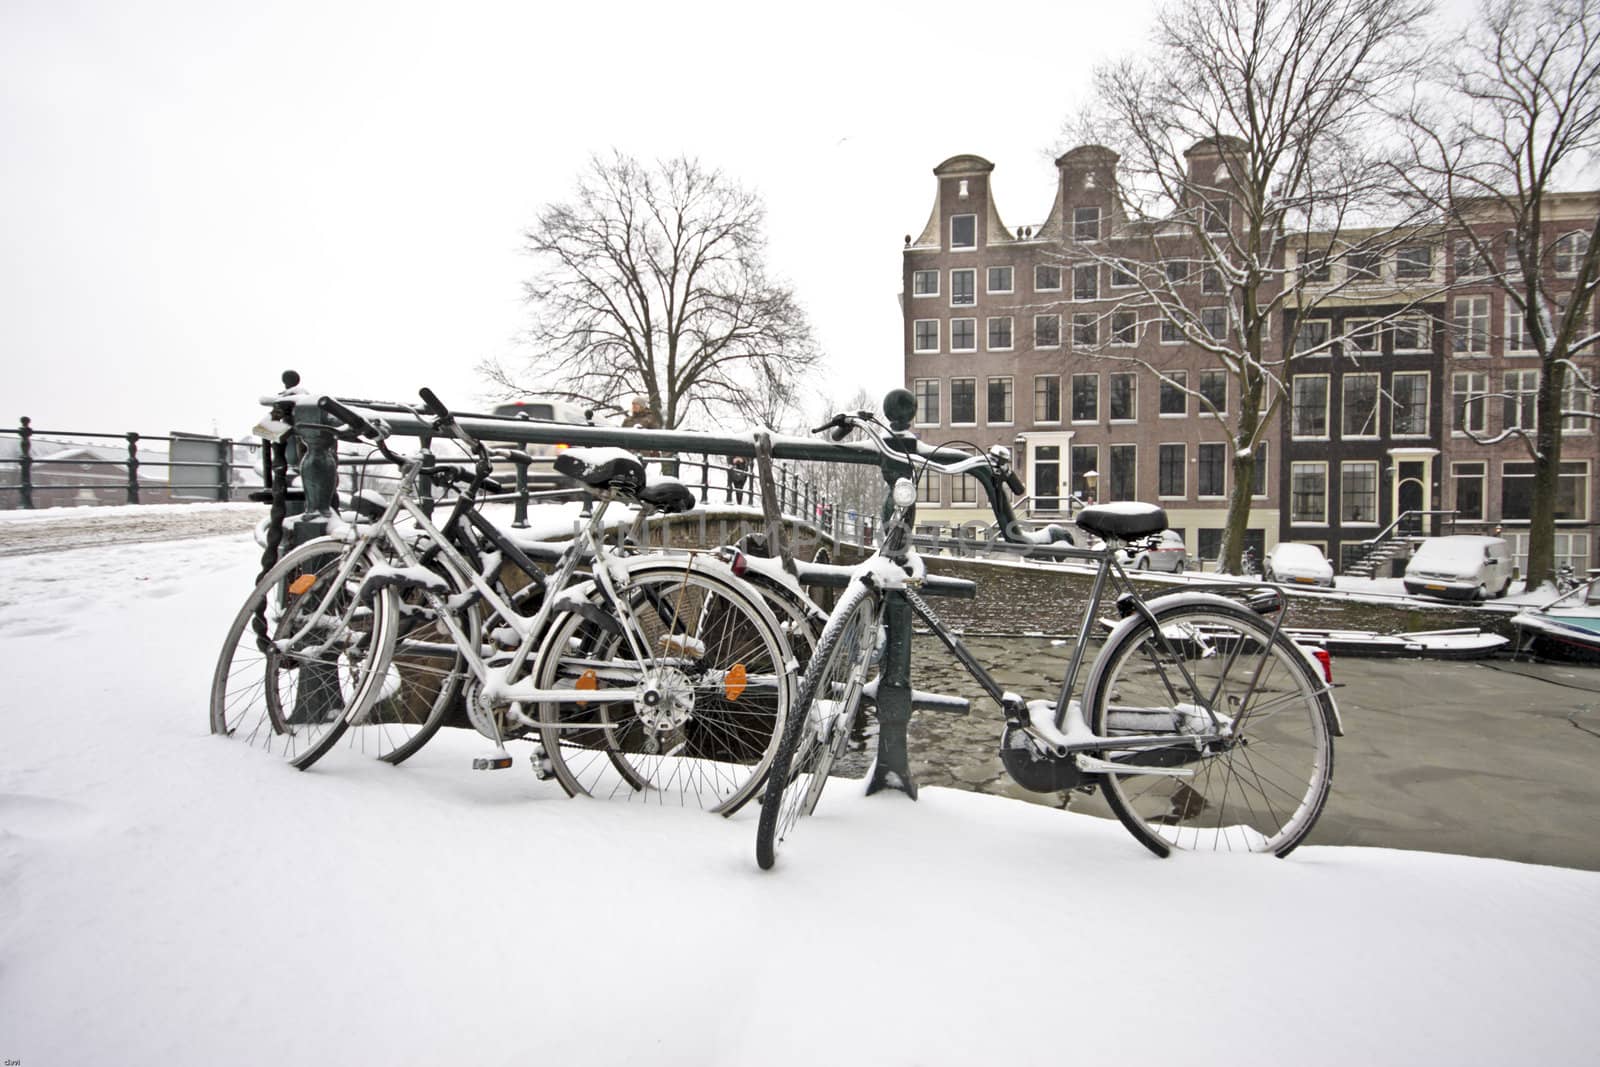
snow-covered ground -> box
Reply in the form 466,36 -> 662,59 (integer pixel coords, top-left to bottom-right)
2,524 -> 1598,1066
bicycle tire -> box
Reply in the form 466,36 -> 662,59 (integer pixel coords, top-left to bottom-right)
755,582 -> 879,871
210,538 -> 398,770
532,559 -> 794,814
1082,599 -> 1335,857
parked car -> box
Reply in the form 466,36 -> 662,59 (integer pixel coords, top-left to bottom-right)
1403,535 -> 1513,601
1263,542 -> 1335,588
486,399 -> 597,492
1122,529 -> 1190,573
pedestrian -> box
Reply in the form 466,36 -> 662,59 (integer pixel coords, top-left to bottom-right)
621,396 -> 678,477
728,454 -> 749,504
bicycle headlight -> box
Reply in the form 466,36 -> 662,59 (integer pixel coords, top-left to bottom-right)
892,478 -> 918,508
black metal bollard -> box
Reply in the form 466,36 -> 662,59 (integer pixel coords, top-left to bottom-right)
864,388 -> 921,799
125,432 -> 140,505
18,417 -> 32,510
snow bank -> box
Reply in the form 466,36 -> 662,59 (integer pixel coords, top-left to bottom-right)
0,532 -> 1595,1066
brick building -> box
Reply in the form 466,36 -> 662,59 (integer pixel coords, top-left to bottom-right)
901,148 -> 1598,573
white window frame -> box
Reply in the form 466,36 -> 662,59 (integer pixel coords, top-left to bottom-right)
1341,372 -> 1381,439
986,376 -> 1015,427
1292,374 -> 1331,440
1071,373 -> 1099,424
1034,264 -> 1062,292
911,269 -> 939,298
1033,375 -> 1062,425
1200,306 -> 1228,340
1505,297 -> 1536,355
1198,368 -> 1228,416
913,378 -> 940,427
950,214 -> 977,251
1290,461 -> 1329,526
1158,370 -> 1188,418
949,377 -> 978,427
1391,371 -> 1431,438
1394,243 -> 1434,282
1034,313 -> 1062,349
986,265 -> 1014,294
1452,460 -> 1487,521
1453,296 -> 1489,355
1503,368 -> 1539,431
1157,442 -> 1187,499
949,317 -> 978,354
1110,311 -> 1138,347
912,319 -> 939,355
1073,206 -> 1102,242
1554,231 -> 1589,277
1453,370 -> 1488,436
1108,372 -> 1137,423
1562,365 -> 1591,434
949,268 -> 976,309
1196,442 -> 1227,500
1343,317 -> 1381,357
1295,319 -> 1331,356
1072,264 -> 1099,302
986,315 -> 1014,352
1392,315 -> 1431,354
1340,461 -> 1381,527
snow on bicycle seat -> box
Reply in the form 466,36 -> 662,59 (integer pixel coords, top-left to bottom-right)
1074,502 -> 1168,542
638,475 -> 695,514
554,447 -> 647,494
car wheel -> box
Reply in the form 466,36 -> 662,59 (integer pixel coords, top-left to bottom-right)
1263,564 -> 1275,582
1328,577 -> 1336,589
1475,584 -> 1489,602
1174,559 -> 1186,574
1136,558 -> 1149,571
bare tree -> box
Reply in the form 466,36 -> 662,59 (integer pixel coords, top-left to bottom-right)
1071,0 -> 1432,572
481,152 -> 821,430
1393,0 -> 1600,588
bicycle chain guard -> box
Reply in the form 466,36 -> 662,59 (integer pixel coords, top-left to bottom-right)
999,723 -> 1086,793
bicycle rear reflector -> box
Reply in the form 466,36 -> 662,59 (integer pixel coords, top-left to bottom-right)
724,663 -> 748,701
288,574 -> 317,595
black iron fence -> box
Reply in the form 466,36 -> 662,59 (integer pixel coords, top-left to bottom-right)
0,418 -> 258,510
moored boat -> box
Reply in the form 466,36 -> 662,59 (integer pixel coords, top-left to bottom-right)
1512,582 -> 1600,663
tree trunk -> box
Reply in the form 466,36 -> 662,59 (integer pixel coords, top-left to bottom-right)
1524,358 -> 1565,589
1219,372 -> 1265,574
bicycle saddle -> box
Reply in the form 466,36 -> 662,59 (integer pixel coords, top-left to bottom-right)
555,447 -> 647,494
639,476 -> 695,514
1074,502 -> 1168,541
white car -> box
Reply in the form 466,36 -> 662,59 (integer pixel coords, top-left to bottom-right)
1264,542 -> 1335,588
487,399 -> 598,492
1123,529 -> 1190,573
1403,535 -> 1514,601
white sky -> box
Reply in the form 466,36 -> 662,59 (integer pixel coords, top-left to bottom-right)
3,0 -> 1484,437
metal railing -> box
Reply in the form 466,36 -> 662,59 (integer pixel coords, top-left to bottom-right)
0,418 -> 259,509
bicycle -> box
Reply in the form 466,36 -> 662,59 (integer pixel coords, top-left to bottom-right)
213,390 -> 800,813
755,398 -> 1342,868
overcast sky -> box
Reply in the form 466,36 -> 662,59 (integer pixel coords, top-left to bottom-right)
3,0 -> 1482,437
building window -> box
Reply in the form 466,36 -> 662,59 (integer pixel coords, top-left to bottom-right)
987,377 -> 1014,425
1503,460 -> 1588,520
1453,461 -> 1486,521
1292,375 -> 1329,438
1035,314 -> 1061,348
1197,443 -> 1226,497
1199,369 -> 1227,414
987,265 -> 1013,293
1158,444 -> 1186,497
1035,264 -> 1061,291
950,268 -> 976,307
1395,244 -> 1433,281
1341,462 -> 1379,524
1393,316 -> 1431,353
1201,266 -> 1224,294
1071,445 -> 1099,499
1071,374 -> 1098,422
1347,249 -> 1382,282
1454,238 -> 1491,279
1161,316 -> 1185,343
1453,296 -> 1489,354
1074,207 -> 1102,242
1108,444 -> 1136,502
1506,298 -> 1534,353
912,271 -> 938,298
1295,319 -> 1330,355
1563,367 -> 1591,433
1163,259 -> 1191,286
1554,231 -> 1589,276
913,319 -> 939,354
1253,442 -> 1268,496
988,316 -> 1013,351
1503,369 -> 1538,431
914,379 -> 939,426
1034,375 -> 1061,423
1072,313 -> 1098,349
1108,373 -> 1137,421
1110,260 -> 1137,288
950,473 -> 978,506
1290,462 -> 1328,524
951,214 -> 976,250
1203,199 -> 1229,233
1344,318 -> 1381,356
917,474 -> 940,504
1392,371 -> 1430,436
950,318 -> 977,352
1159,371 -> 1188,415
1201,306 -> 1228,340
1073,264 -> 1099,301
1503,229 -> 1525,277
1342,373 -> 1380,438
1453,371 -> 1488,435
1299,250 -> 1331,284
1111,312 -> 1138,346
950,378 -> 976,425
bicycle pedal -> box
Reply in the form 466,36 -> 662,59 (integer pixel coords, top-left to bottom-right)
530,744 -> 555,781
472,754 -> 514,770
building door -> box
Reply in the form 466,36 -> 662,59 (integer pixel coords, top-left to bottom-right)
1397,467 -> 1424,534
1024,432 -> 1075,515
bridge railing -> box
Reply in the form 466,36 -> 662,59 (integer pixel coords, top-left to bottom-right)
0,419 -> 258,509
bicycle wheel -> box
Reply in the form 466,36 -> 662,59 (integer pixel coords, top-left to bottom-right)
346,557 -> 476,765
210,538 -> 398,769
740,570 -> 825,671
1084,600 -> 1335,857
532,560 -> 793,813
755,583 -> 879,870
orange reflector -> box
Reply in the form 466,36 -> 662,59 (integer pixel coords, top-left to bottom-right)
576,669 -> 598,708
724,663 -> 747,701
288,574 -> 317,595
